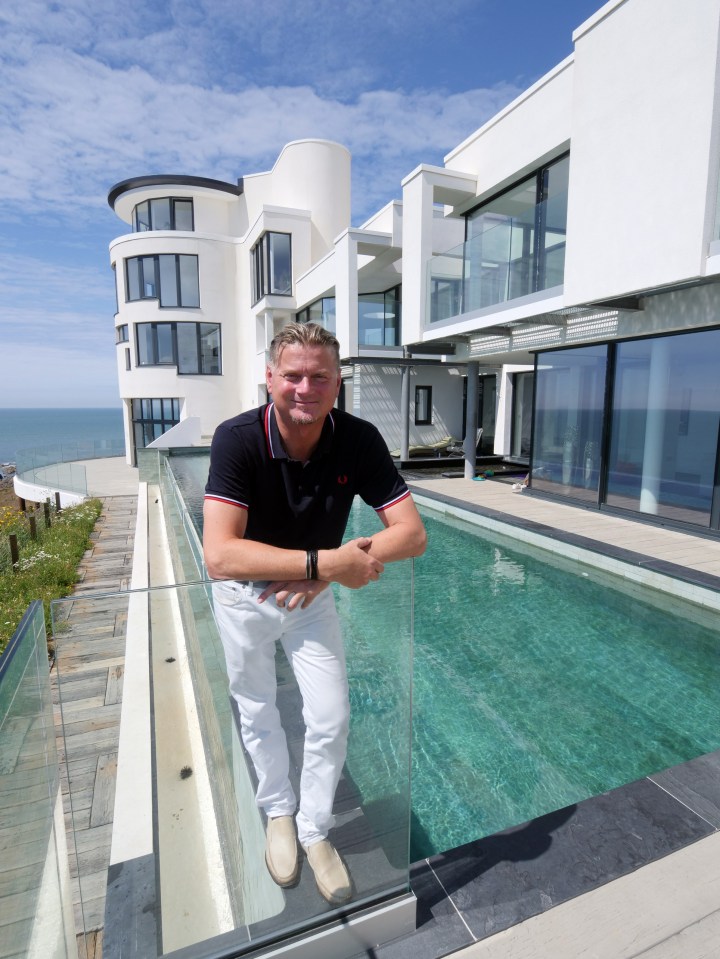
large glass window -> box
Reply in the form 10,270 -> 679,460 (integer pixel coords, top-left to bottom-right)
358,287 -> 401,346
511,371 -> 534,460
463,155 -> 569,310
606,331 -> 720,524
297,296 -> 336,334
531,345 -> 608,503
133,198 -> 194,232
131,397 -> 180,452
136,322 -> 221,374
251,232 -> 292,303
126,255 -> 199,308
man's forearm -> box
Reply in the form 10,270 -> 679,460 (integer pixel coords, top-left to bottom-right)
205,537 -> 307,582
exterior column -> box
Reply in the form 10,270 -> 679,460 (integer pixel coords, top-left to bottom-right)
334,231 -> 359,358
400,365 -> 411,460
640,338 -> 670,514
464,361 -> 479,479
401,170 -> 436,345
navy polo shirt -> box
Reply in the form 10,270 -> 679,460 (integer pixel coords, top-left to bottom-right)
204,403 -> 410,550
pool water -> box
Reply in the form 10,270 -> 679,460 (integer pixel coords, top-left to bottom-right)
170,453 -> 720,860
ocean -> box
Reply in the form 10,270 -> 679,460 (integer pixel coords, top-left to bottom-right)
0,408 -> 125,464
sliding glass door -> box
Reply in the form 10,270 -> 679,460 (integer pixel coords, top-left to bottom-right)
606,330 -> 720,525
532,328 -> 720,529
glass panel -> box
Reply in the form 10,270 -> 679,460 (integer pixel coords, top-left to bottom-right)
158,255 -> 178,307
358,293 -> 385,345
141,256 -> 157,298
174,199 -> 194,231
136,323 -> 155,365
151,197 -> 172,230
479,375 -> 497,453
50,521 -> 412,956
199,323 -> 221,374
415,385 -> 431,425
268,232 -> 291,295
511,371 -> 534,458
427,182 -> 567,325
383,288 -> 400,345
127,257 -> 141,301
178,255 -> 200,307
0,602 -> 74,959
156,323 -> 175,364
177,323 -> 199,374
163,398 -> 176,419
543,157 -> 569,288
152,398 -> 163,419
252,241 -> 264,303
135,201 -> 151,232
606,330 -> 720,525
531,345 -> 608,502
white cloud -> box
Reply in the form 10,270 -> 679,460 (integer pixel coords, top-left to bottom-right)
0,39 -> 521,223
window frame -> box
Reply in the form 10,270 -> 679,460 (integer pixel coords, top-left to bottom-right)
135,321 -> 221,374
125,254 -> 200,308
132,197 -> 195,232
251,231 -> 292,304
414,385 -> 432,425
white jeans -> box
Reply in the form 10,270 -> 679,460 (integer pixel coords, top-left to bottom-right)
212,580 -> 350,846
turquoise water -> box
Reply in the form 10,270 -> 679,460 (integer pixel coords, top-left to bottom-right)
170,453 -> 720,859
0,408 -> 125,464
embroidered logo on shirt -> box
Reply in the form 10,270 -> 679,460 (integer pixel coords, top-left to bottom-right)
337,474 -> 348,485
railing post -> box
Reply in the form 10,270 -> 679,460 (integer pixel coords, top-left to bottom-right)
44,500 -> 51,528
29,515 -> 37,540
9,533 -> 19,571
55,491 -> 61,511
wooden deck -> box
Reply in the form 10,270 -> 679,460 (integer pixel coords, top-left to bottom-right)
51,495 -> 137,959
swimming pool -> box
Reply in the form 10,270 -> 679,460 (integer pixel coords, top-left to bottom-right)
169,452 -> 720,860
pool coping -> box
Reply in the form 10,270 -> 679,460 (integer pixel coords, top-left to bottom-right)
367,484 -> 720,959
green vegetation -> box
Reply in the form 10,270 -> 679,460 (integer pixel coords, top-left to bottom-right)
0,499 -> 103,656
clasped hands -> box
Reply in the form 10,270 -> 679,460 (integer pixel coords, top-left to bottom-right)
258,537 -> 384,610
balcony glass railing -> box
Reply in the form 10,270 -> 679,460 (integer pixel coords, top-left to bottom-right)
49,540 -> 413,956
0,602 -> 75,959
427,196 -> 566,325
15,440 -> 126,497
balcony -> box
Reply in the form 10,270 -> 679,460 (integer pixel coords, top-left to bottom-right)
427,195 -> 567,327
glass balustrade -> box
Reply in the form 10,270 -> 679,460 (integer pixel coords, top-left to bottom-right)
49,535 -> 414,956
15,440 -> 126,497
427,194 -> 566,326
0,602 -> 75,959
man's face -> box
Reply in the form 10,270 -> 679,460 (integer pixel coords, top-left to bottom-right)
267,344 -> 341,426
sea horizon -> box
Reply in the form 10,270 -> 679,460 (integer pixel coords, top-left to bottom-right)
0,407 -> 126,464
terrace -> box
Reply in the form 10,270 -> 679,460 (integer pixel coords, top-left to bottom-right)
2,455 -> 719,959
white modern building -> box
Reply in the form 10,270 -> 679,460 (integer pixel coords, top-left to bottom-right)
109,0 -> 720,534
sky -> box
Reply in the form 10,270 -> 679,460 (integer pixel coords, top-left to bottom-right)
0,0 -> 604,408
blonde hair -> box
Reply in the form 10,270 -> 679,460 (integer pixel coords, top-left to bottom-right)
269,322 -> 341,369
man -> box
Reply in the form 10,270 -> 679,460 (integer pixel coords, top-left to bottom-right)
203,322 -> 426,906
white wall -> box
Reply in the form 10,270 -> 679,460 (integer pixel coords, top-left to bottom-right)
564,0 -> 720,304
350,364 -> 465,449
445,58 -> 573,202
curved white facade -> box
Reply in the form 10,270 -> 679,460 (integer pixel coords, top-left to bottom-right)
109,140 -> 351,463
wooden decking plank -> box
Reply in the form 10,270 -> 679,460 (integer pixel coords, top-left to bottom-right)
89,755 -> 117,828
105,665 -> 124,705
51,493 -> 137,956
